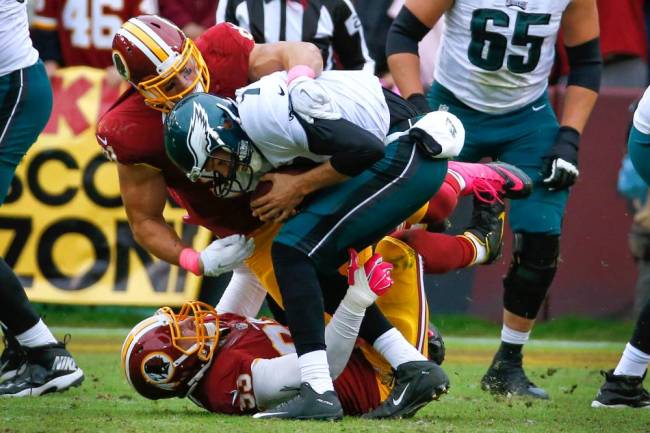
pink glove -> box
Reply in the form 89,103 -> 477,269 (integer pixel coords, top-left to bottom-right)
347,249 -> 394,296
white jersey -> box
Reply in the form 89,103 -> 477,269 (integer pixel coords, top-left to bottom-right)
0,1 -> 39,77
236,70 -> 389,168
435,0 -> 571,114
634,86 -> 650,135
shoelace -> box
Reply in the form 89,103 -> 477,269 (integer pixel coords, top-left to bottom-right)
472,178 -> 504,204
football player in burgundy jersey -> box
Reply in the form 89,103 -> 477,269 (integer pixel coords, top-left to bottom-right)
122,251 -> 394,417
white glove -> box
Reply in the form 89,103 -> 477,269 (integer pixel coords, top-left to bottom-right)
410,110 -> 465,159
288,76 -> 342,124
199,234 -> 255,277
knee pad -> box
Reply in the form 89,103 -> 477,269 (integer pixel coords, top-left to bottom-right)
503,233 -> 559,319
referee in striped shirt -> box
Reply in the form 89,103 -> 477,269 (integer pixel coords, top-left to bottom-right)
216,0 -> 375,72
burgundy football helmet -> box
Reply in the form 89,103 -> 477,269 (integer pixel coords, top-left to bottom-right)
112,15 -> 210,112
121,301 -> 219,399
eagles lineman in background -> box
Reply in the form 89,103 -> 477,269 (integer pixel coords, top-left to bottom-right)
387,0 -> 602,399
0,0 -> 83,397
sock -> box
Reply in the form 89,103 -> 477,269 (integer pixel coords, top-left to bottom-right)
446,167 -> 467,194
298,350 -> 334,393
614,343 -> 650,377
420,175 -> 460,224
15,319 -> 57,348
373,327 -> 426,369
501,324 -> 531,346
392,230 -> 475,273
462,232 -> 488,264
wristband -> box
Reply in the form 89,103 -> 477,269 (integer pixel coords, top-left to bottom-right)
179,248 -> 202,276
287,65 -> 316,85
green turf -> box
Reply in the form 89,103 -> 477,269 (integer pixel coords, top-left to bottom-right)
1,332 -> 649,433
34,303 -> 637,342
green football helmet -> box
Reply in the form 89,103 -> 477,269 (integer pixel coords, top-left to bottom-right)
164,92 -> 258,197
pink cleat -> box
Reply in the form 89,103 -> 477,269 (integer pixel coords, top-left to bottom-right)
447,161 -> 533,203
347,249 -> 394,296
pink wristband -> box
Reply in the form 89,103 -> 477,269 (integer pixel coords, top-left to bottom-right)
287,65 -> 316,85
179,248 -> 202,276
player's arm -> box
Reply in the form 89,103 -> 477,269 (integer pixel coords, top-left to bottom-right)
386,0 -> 452,112
250,117 -> 385,222
248,42 -> 324,82
252,251 -> 392,405
118,162 -> 186,264
542,0 -> 601,190
216,265 -> 268,316
118,162 -> 254,276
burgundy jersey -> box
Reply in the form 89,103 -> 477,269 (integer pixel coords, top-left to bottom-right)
190,314 -> 381,416
32,0 -> 153,68
96,23 -> 262,237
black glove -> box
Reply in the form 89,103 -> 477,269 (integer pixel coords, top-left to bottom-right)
407,93 -> 431,114
541,126 -> 580,191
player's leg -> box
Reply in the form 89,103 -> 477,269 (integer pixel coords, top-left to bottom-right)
260,139 -> 448,419
481,96 -> 563,400
628,125 -> 650,185
592,296 -> 650,408
0,61 -> 83,395
590,125 -> 650,408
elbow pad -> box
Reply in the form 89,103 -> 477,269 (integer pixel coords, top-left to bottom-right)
386,7 -> 431,57
566,37 -> 603,93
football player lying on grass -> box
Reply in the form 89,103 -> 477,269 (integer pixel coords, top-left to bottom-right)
122,249 -> 441,418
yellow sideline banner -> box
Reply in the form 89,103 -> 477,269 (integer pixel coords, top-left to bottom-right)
0,67 -> 211,306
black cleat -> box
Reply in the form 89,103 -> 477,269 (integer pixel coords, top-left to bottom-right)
427,324 -> 446,366
0,333 -> 25,382
252,382 -> 343,420
0,340 -> 84,397
481,355 -> 548,399
464,199 -> 506,265
591,370 -> 650,409
363,360 -> 449,419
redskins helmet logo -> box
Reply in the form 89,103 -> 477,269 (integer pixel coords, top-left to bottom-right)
112,51 -> 130,82
141,352 -> 175,384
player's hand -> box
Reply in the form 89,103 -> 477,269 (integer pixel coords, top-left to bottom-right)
250,172 -> 303,223
542,126 -> 580,191
634,207 -> 650,231
288,77 -> 341,124
199,234 -> 255,276
347,248 -> 393,301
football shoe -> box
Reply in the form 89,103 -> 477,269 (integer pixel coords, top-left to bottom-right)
252,382 -> 343,420
0,333 -> 25,382
427,324 -> 446,366
0,339 -> 83,397
448,161 -> 533,203
463,199 -> 506,265
363,360 -> 449,419
481,353 -> 548,399
591,370 -> 650,409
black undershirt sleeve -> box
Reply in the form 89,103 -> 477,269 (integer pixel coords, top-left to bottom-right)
297,116 -> 385,177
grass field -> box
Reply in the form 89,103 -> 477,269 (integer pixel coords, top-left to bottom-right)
1,328 -> 649,433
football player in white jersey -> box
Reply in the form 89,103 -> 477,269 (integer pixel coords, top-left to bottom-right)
387,0 -> 602,399
0,0 -> 83,397
591,87 -> 650,409
164,67 -> 458,419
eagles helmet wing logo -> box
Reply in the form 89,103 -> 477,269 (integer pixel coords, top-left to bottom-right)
187,102 -> 219,182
